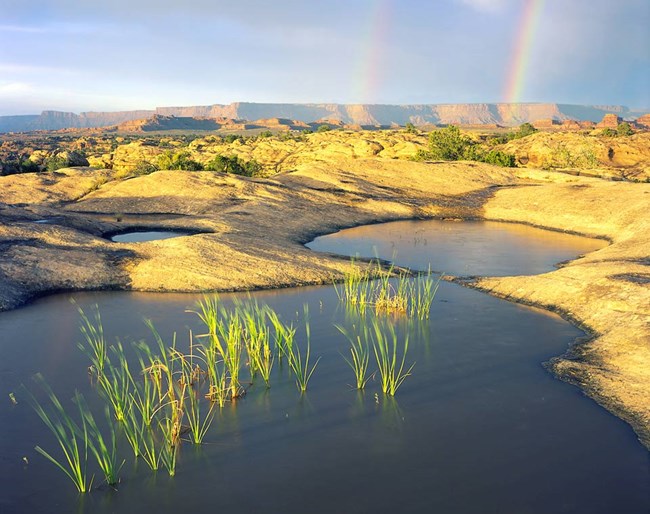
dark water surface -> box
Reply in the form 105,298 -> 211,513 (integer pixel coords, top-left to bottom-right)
0,221 -> 647,514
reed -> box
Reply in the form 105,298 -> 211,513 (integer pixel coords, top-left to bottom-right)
337,324 -> 372,390
131,342 -> 160,427
335,260 -> 373,312
374,268 -> 409,315
409,271 -> 441,320
184,385 -> 216,444
267,309 -> 296,364
97,342 -> 133,422
120,399 -> 143,458
238,299 -> 270,381
371,320 -> 414,396
75,395 -> 123,487
159,418 -> 178,477
193,296 -> 226,358
216,310 -> 245,400
76,305 -> 107,377
287,307 -> 320,392
177,338 -> 216,444
27,374 -> 92,493
197,340 -> 229,407
144,320 -> 178,403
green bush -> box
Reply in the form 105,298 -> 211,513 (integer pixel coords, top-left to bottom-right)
259,130 -> 273,138
132,160 -> 160,176
426,125 -> 472,160
156,151 -> 203,171
600,128 -> 618,137
482,150 -> 516,167
617,122 -> 634,136
317,124 -> 331,133
414,125 -> 515,167
224,134 -> 243,144
514,122 -> 537,139
404,122 -> 417,134
204,155 -> 261,177
45,155 -> 68,172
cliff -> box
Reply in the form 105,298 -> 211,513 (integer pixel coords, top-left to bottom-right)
1,103 -> 648,133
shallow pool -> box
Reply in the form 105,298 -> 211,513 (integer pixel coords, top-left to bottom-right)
0,220 -> 646,514
110,230 -> 195,243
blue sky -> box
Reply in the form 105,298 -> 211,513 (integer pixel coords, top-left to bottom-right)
1,0 -> 648,115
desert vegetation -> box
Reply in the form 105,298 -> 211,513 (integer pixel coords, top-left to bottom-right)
414,125 -> 516,167
24,281 -> 435,492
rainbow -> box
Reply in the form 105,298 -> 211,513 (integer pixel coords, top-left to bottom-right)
353,0 -> 392,103
503,0 -> 545,104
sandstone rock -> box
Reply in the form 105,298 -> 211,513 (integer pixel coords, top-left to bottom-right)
597,113 -> 621,129
561,120 -> 582,130
532,119 -> 559,129
635,114 -> 650,128
56,150 -> 89,167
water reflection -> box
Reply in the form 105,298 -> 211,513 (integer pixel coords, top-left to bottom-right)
0,219 -> 647,514
307,219 -> 607,276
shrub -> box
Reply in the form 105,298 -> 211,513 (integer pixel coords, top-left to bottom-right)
223,134 -> 241,144
156,151 -> 203,171
514,122 -> 537,139
426,125 -> 472,160
204,155 -> 261,177
404,122 -> 417,134
132,160 -> 160,176
45,155 -> 68,172
600,128 -> 618,137
617,122 -> 634,136
259,130 -> 273,138
317,124 -> 331,133
482,150 -> 516,167
414,125 -> 516,167
21,159 -> 40,173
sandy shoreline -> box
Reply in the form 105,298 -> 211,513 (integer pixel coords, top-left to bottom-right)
1,158 -> 648,448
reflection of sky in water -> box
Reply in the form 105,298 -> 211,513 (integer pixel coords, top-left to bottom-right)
0,222 -> 645,514
307,220 -> 607,276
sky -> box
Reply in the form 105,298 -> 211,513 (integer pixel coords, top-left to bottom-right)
0,0 -> 648,115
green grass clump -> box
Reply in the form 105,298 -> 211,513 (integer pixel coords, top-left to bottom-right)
337,261 -> 441,319
286,307 -> 320,392
371,320 -> 414,396
337,324 -> 372,390
27,374 -> 92,493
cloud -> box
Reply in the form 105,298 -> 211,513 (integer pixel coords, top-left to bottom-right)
0,63 -> 77,74
0,24 -> 47,33
0,81 -> 35,95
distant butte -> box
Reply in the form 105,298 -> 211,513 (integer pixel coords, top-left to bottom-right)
1,102 -> 648,133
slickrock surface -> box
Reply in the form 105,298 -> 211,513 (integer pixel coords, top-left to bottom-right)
1,151 -> 648,448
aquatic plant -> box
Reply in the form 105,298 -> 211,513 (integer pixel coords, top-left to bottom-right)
97,342 -> 134,422
75,395 -> 123,487
337,324 -> 372,390
409,271 -> 441,320
184,385 -> 216,445
217,310 -> 245,400
337,259 -> 441,319
238,299 -> 271,381
374,266 -> 409,315
267,309 -> 296,363
178,338 -> 216,444
27,374 -> 91,493
76,305 -> 107,376
371,320 -> 414,396
335,260 -> 373,312
287,307 -> 320,392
